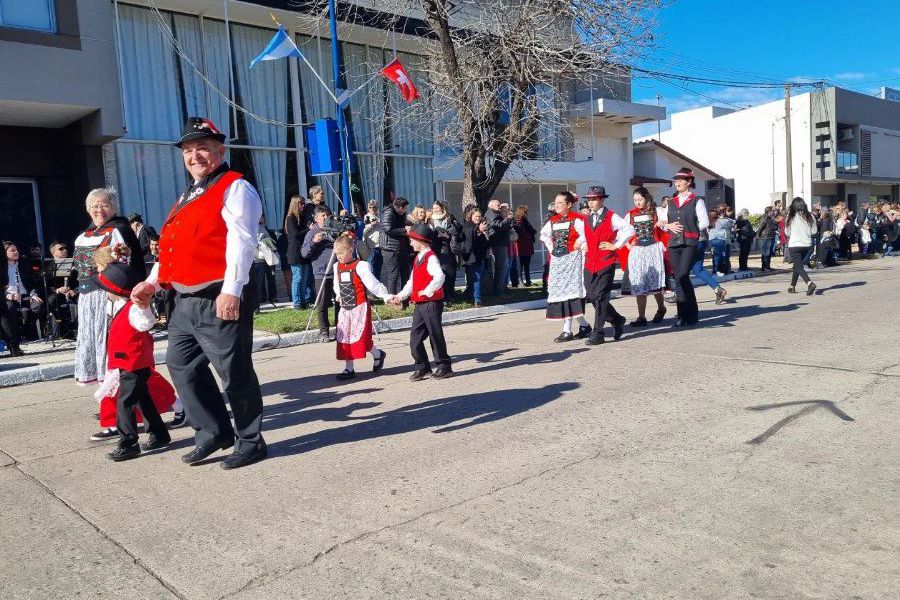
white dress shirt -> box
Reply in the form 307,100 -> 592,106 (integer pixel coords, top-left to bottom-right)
145,177 -> 262,297
332,259 -> 391,301
396,249 -> 445,301
6,262 -> 35,299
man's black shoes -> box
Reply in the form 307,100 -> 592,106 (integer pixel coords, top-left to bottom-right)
221,442 -> 268,470
409,368 -> 432,382
107,443 -> 140,462
433,367 -> 454,379
573,325 -> 592,340
613,316 -> 626,341
141,432 -> 171,452
183,438 -> 234,465
585,334 -> 605,346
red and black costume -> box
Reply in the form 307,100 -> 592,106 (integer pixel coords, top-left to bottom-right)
396,227 -> 451,376
667,187 -> 708,325
582,206 -> 632,337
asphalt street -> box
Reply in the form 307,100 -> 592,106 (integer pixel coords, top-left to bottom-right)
1,259 -> 898,600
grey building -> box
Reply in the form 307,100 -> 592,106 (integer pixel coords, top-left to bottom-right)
0,0 -> 123,248
810,86 -> 900,210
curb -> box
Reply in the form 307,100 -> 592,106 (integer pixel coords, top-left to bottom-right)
0,299 -> 547,388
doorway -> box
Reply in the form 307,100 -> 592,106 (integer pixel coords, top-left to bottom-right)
0,178 -> 44,249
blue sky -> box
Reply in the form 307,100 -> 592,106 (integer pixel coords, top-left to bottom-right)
632,0 -> 900,136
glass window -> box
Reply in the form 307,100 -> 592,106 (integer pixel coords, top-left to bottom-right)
0,0 -> 55,32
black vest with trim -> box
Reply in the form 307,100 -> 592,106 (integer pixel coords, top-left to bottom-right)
667,194 -> 701,248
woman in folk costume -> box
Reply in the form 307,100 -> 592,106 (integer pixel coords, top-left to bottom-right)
540,191 -> 591,342
622,187 -> 667,327
332,234 -> 391,380
664,167 -> 710,327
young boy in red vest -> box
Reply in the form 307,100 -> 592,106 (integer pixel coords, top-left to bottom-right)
332,234 -> 391,380
582,186 -> 634,345
388,225 -> 452,381
92,246 -> 172,461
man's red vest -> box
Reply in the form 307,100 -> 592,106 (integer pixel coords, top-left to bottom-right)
157,171 -> 243,288
583,208 -> 618,273
107,300 -> 154,372
411,249 -> 444,303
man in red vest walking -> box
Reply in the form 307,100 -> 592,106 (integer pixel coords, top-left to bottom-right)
582,186 -> 633,346
131,117 -> 267,469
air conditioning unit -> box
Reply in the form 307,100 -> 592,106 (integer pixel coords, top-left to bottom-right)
838,128 -> 854,142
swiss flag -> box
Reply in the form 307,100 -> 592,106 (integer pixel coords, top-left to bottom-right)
381,58 -> 419,103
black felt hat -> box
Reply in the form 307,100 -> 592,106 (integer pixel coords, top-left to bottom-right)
90,262 -> 141,298
175,117 -> 226,147
585,185 -> 608,199
407,224 -> 434,245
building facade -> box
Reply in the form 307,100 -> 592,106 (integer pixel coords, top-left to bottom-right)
1,0 -> 663,252
0,0 -> 123,249
638,87 -> 900,214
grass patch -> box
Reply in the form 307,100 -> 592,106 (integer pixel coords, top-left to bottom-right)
253,284 -> 546,334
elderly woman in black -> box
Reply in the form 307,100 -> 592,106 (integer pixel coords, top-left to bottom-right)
72,188 -> 146,385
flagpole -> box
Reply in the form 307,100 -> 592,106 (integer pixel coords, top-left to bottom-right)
328,0 -> 353,214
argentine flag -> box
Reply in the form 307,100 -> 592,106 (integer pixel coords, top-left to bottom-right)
249,26 -> 303,68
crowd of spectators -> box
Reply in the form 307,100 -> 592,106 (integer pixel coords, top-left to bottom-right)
2,188 -> 898,363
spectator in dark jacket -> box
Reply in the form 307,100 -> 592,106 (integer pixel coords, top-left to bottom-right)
512,205 -> 537,286
756,207 -> 777,271
128,213 -> 153,264
429,200 -> 462,303
380,196 -> 411,295
285,195 -> 313,309
484,198 -> 512,296
735,209 -> 755,271
301,205 -> 338,341
460,208 -> 490,306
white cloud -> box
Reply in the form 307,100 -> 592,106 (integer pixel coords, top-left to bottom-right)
833,72 -> 871,81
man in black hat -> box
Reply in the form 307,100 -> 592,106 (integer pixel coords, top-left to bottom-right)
131,116 -> 267,469
581,185 -> 632,345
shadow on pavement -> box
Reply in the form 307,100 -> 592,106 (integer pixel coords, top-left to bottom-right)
729,290 -> 780,301
815,280 -> 866,295
618,302 -> 807,342
0,362 -> 39,372
267,381 -> 579,458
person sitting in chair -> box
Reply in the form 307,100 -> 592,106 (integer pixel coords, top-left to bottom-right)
2,241 -> 44,354
45,241 -> 79,338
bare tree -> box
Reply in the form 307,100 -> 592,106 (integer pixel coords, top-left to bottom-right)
370,0 -> 659,210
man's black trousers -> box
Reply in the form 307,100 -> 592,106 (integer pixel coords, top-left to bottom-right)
410,301 -> 451,371
166,280 -> 264,453
584,266 -> 622,335
381,249 -> 410,295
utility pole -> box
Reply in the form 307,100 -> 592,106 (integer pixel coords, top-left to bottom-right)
784,85 -> 794,205
656,93 -> 662,140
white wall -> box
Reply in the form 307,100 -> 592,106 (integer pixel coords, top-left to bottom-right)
637,94 -> 813,214
433,120 -> 635,215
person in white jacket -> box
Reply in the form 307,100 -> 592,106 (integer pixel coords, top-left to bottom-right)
784,197 -> 818,296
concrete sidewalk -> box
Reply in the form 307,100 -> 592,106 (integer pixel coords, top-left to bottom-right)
1,258 -> 898,599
